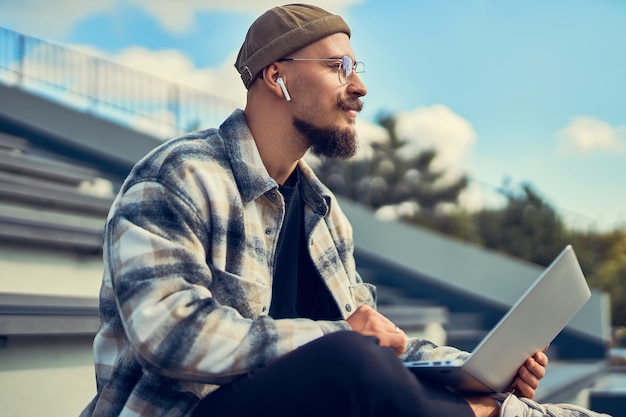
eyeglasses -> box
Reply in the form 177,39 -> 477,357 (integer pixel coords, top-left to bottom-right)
277,55 -> 364,85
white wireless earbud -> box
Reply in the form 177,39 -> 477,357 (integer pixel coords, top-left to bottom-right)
276,77 -> 291,102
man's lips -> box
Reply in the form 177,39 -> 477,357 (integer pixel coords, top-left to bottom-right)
338,96 -> 363,114
345,109 -> 358,118
340,102 -> 363,119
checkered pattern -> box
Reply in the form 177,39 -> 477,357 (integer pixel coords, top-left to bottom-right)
80,109 -> 465,417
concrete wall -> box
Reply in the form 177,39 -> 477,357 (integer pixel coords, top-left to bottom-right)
0,247 -> 102,298
0,335 -> 96,417
0,83 -> 162,177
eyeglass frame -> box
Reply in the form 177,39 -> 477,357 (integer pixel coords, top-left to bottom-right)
276,55 -> 364,85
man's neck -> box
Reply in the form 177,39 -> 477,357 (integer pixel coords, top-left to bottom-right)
243,107 -> 307,185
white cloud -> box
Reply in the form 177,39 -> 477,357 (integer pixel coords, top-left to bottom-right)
368,106 -> 486,216
394,104 -> 478,174
106,46 -> 246,105
128,0 -> 362,33
0,0 -> 362,38
353,118 -> 389,159
375,180 -> 488,219
557,116 -> 626,154
0,0 -> 117,38
105,46 -> 247,134
72,43 -> 245,117
457,181 -> 490,213
355,118 -> 388,144
7,40 -> 243,137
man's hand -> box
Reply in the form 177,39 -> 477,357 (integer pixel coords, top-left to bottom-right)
346,305 -> 407,355
511,350 -> 549,399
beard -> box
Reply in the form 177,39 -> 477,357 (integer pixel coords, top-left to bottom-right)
292,96 -> 363,159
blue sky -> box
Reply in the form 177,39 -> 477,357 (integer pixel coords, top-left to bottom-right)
1,0 -> 625,230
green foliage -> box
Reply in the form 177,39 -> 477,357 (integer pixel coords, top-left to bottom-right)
472,182 -> 626,325
571,231 -> 626,326
314,113 -> 469,219
474,182 -> 569,266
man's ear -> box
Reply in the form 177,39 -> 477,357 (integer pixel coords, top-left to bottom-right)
262,64 -> 287,100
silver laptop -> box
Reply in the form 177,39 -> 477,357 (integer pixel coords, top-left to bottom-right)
404,245 -> 591,393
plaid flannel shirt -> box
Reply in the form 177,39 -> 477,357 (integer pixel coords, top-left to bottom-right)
81,109 -> 464,417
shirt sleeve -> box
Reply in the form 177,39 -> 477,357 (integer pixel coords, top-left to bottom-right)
400,337 -> 470,363
350,280 -> 377,309
105,180 -> 349,385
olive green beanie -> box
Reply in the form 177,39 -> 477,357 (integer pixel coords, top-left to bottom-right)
235,4 -> 351,89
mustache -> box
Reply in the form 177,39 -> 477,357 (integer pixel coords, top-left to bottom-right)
338,96 -> 363,112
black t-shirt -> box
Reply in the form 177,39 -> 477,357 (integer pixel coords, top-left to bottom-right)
268,169 -> 341,321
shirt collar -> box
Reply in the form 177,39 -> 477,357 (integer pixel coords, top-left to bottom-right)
219,109 -> 330,216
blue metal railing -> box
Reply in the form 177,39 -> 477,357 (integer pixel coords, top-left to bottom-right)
0,26 -> 239,139
0,28 -> 604,231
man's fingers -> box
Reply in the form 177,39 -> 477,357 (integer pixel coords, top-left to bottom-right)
513,376 -> 536,399
382,327 -> 407,355
533,351 -> 549,367
390,331 -> 407,355
525,356 -> 547,379
347,305 -> 407,355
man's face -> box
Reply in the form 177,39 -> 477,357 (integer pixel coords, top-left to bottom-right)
280,33 -> 367,159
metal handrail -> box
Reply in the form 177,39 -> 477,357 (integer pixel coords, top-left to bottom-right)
0,26 -> 239,139
0,28 -> 604,231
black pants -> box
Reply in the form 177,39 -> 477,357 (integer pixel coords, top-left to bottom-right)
192,331 -> 474,417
